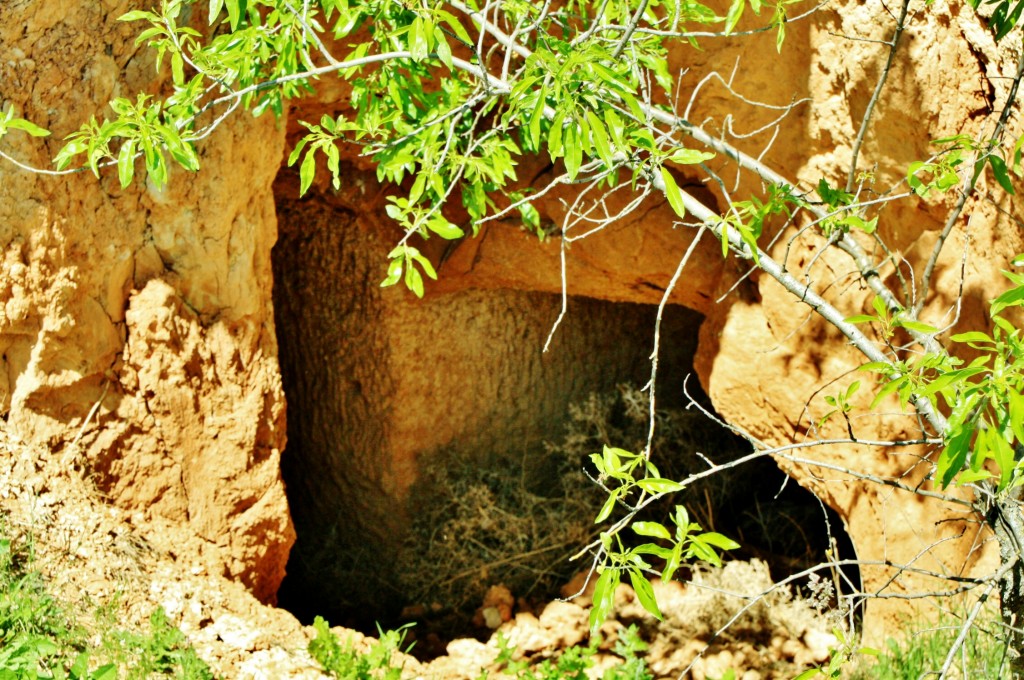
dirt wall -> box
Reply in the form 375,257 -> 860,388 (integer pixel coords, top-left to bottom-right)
0,0 -> 293,602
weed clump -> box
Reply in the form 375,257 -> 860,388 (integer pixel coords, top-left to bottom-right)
0,516 -> 214,680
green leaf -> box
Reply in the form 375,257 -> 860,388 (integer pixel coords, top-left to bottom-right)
409,17 -> 430,61
4,118 -> 50,137
117,139 -> 136,188
951,331 -> 993,345
954,468 -> 993,485
872,294 -> 890,319
601,444 -> 622,474
636,477 -> 685,494
426,216 -> 464,239
1009,390 -> 1024,448
519,201 -> 541,232
989,427 -> 1015,491
696,531 -> 740,550
842,214 -> 877,234
937,423 -> 973,488
299,149 -> 316,195
171,51 -> 185,85
632,521 -> 672,540
209,0 -> 225,23
662,544 -> 682,582
589,567 -> 620,635
920,367 -> 986,399
436,10 -> 473,45
669,149 -> 715,165
990,154 -> 1016,194
845,380 -> 861,401
528,87 -> 546,151
405,263 -> 425,298
435,28 -> 453,69
628,569 -> 663,620
792,670 -> 822,680
564,123 -> 582,180
586,110 -> 612,166
724,0 -> 745,33
660,166 -> 687,219
896,318 -> 938,334
381,257 -> 403,287
632,543 -> 674,559
226,0 -> 246,30
687,536 -> 721,566
672,505 -> 690,535
287,137 -> 310,167
577,111 -> 593,157
991,282 -> 1024,316
93,664 -> 118,680
907,161 -> 929,196
869,376 -> 904,410
119,9 -> 158,22
858,361 -> 893,373
595,492 -> 618,524
843,311 -> 876,327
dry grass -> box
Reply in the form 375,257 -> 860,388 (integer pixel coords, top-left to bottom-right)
395,385 -> 825,631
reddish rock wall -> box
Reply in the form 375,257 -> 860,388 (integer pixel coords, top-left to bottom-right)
0,1 -> 292,602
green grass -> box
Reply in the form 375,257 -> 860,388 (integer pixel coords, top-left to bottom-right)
0,518 -> 214,680
491,624 -> 653,680
308,617 -> 655,680
849,605 -> 1011,680
308,616 -> 413,679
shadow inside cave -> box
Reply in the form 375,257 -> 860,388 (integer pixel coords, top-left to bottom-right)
268,189 -> 861,651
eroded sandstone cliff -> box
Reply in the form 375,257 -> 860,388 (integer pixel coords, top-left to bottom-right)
2,0 -> 1021,646
0,1 -> 293,602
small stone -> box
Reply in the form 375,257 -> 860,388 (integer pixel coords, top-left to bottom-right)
804,629 -> 838,662
481,606 -> 503,629
211,614 -> 261,651
538,601 -> 587,648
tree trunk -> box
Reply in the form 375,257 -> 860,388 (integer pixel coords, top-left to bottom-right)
993,494 -> 1024,676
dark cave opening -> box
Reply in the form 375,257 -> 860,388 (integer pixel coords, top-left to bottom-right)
268,189 -> 861,654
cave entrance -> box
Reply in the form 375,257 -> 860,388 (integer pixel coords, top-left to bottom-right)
269,186 -> 860,646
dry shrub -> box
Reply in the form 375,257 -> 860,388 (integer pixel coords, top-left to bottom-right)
395,386 -> 832,631
666,559 -> 828,640
396,444 -> 601,618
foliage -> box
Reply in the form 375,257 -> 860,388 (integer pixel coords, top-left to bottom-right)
491,624 -> 652,680
586,478 -> 739,632
308,616 -> 413,679
792,627 -> 877,680
0,0 -> 785,296
848,606 -> 1010,679
106,609 -> 215,680
850,264 -> 1024,492
0,518 -> 215,680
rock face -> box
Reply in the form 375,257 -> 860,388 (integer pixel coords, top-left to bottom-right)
0,1 -> 293,602
2,0 -> 1021,646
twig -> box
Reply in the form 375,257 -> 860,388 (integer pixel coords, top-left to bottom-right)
845,0 -> 911,193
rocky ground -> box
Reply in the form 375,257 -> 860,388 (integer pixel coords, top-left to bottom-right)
0,426 -> 840,679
